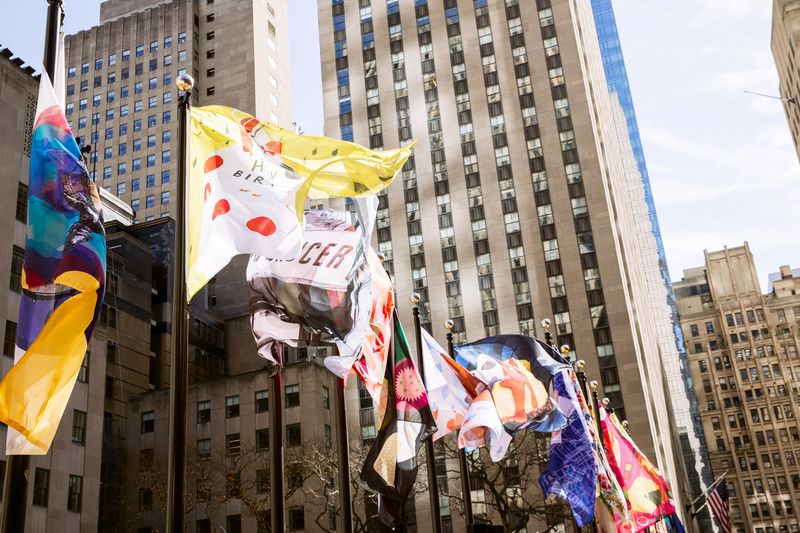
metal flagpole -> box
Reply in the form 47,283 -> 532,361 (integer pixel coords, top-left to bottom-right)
335,374 -> 353,533
1,2 -> 63,531
269,345 -> 285,532
444,319 -> 473,531
410,294 -> 442,533
687,471 -> 728,516
165,72 -> 193,533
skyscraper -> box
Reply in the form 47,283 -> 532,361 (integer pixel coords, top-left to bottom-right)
64,0 -> 291,222
674,243 -> 800,533
591,0 -> 714,525
318,0 -> 689,526
771,0 -> 800,163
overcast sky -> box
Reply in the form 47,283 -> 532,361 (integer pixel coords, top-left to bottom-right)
3,0 -> 798,291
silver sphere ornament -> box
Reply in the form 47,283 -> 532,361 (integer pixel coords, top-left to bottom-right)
175,73 -> 195,92
409,292 -> 421,305
444,319 -> 454,330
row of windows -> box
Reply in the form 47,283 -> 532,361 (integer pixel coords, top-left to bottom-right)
142,384 -> 330,432
32,469 -> 82,513
67,34 -> 187,79
73,110 -> 172,135
69,55 -> 187,95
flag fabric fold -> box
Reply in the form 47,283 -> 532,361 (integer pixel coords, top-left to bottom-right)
361,311 -> 436,528
453,336 -> 568,434
257,122 -> 414,215
538,368 -> 597,527
347,249 -> 394,402
188,105 -> 413,299
0,72 -> 106,454
707,479 -> 730,533
247,198 -> 376,373
600,406 -> 675,531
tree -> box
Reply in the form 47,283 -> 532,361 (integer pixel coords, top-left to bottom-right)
435,430 -> 576,533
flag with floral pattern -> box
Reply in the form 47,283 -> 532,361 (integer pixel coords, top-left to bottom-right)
360,311 -> 436,528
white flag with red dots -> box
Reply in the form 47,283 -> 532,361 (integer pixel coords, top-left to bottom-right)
187,107 -> 305,299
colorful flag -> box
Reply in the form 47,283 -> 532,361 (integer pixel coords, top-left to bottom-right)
600,406 -> 675,531
539,368 -> 597,527
457,387 -> 512,462
255,122 -> 415,216
248,198 -> 376,373
0,73 -> 106,454
454,336 -> 568,433
347,249 -> 393,403
707,480 -> 730,533
361,311 -> 436,528
187,105 -> 413,298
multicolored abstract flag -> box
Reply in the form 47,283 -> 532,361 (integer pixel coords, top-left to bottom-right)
348,249 -> 393,403
247,198 -> 376,373
0,73 -> 106,454
454,336 -> 568,433
361,311 -> 436,528
600,406 -> 676,531
187,105 -> 413,298
539,368 -> 597,527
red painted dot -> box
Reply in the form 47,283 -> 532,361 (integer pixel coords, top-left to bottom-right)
204,183 -> 212,202
212,199 -> 230,220
204,155 -> 223,173
246,216 -> 277,237
265,140 -> 282,156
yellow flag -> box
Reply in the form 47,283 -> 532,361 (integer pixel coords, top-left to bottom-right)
187,105 -> 414,298
259,122 -> 415,216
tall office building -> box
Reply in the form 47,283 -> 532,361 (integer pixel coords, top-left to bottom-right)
64,0 -> 291,222
591,0 -> 714,526
771,0 -> 800,163
318,0 -> 689,527
674,244 -> 800,533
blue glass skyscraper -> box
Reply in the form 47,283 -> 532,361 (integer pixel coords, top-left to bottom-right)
590,0 -> 714,528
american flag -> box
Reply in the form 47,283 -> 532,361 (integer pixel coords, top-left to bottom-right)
707,479 -> 730,533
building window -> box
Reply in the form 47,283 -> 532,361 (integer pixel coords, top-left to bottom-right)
285,384 -> 300,407
197,400 -> 211,423
72,409 -> 87,445
225,395 -> 240,418
78,352 -> 89,382
287,423 -> 301,447
257,469 -> 268,493
10,246 -> 24,293
67,475 -> 82,513
322,385 -> 330,409
3,321 -> 16,357
141,411 -> 155,433
32,468 -> 49,507
137,487 -> 153,511
226,515 -> 241,533
288,507 -> 305,531
16,182 -> 28,223
226,433 -> 241,455
197,438 -> 211,458
161,191 -> 170,204
255,390 -> 268,413
256,428 -> 269,450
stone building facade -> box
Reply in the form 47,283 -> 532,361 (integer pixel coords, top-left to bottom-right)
675,243 -> 800,533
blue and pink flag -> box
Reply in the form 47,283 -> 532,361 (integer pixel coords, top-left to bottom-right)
0,72 -> 106,454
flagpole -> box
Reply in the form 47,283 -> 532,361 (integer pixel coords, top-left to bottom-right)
686,471 -> 728,515
1,3 -> 62,532
269,346 -> 285,532
444,319 -> 473,531
335,374 -> 353,533
410,294 -> 442,533
165,72 -> 193,533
